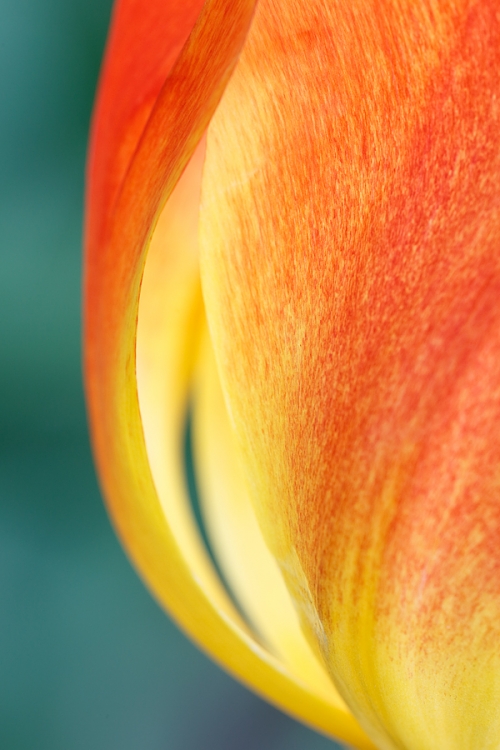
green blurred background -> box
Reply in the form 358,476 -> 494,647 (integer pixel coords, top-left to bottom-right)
0,1 -> 341,748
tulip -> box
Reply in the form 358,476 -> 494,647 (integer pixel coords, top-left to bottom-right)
84,0 -> 500,748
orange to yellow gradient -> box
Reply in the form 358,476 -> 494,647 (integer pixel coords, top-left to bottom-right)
84,2 -> 500,749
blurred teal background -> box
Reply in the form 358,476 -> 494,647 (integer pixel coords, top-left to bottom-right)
0,1 -> 341,748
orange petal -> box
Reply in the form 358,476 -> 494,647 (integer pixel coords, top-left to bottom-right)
86,0 -> 205,249
84,1 -> 374,746
200,1 -> 500,748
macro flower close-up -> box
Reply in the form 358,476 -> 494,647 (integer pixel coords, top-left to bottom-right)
84,1 -> 500,749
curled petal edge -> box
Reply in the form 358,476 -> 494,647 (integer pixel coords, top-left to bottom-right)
84,0 -> 374,747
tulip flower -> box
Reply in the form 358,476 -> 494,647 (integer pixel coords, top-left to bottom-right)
84,0 -> 500,748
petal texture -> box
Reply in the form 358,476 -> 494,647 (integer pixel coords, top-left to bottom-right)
86,0 -> 205,251
192,324 -> 347,706
200,1 -> 500,748
84,0 -> 373,745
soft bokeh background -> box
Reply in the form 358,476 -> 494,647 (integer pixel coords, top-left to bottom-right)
0,1 -> 341,749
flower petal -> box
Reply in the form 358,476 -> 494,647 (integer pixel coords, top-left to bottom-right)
200,1 -> 500,748
86,0 -> 205,249
84,1 -> 374,745
191,323 -> 347,706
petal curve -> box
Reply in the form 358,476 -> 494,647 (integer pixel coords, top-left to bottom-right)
84,0 -> 374,746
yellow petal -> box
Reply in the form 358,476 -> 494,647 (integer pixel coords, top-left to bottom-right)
191,321 -> 346,706
136,157 -> 373,746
